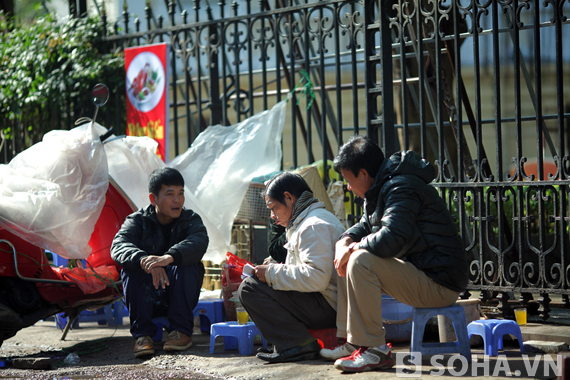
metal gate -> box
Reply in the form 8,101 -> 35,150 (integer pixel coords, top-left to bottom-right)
5,0 -> 570,319
104,0 -> 570,320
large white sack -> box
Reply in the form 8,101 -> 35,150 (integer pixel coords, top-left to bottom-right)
0,123 -> 108,259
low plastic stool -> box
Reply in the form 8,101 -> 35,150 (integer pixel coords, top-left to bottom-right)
149,299 -> 226,341
308,328 -> 338,349
194,299 -> 225,333
210,322 -> 267,355
467,319 -> 525,356
411,304 -> 472,362
115,302 -> 129,324
51,252 -> 87,268
152,316 -> 170,342
55,300 -> 124,329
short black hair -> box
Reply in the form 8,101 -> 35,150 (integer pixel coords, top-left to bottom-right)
148,167 -> 185,196
262,172 -> 312,205
333,135 -> 385,179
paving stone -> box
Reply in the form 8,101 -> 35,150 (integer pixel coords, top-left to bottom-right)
520,323 -> 570,345
523,340 -> 568,354
12,357 -> 52,370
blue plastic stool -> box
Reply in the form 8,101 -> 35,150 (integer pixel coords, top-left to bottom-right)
152,316 -> 170,342
194,299 -> 226,333
51,252 -> 87,268
410,304 -> 472,362
467,319 -> 525,356
51,252 -> 125,328
210,322 -> 267,355
55,300 -> 124,329
148,299 -> 226,341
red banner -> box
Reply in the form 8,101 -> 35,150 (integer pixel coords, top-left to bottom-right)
125,43 -> 170,161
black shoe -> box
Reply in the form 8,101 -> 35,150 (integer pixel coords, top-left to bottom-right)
256,340 -> 320,363
257,346 -> 274,354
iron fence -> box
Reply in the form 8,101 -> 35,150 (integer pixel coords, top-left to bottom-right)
368,0 -> 570,320
2,0 -> 570,320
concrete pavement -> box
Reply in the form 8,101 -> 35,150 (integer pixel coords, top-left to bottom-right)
1,317 -> 568,379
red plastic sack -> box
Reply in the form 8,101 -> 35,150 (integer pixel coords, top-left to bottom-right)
221,252 -> 254,321
52,265 -> 120,294
221,252 -> 254,287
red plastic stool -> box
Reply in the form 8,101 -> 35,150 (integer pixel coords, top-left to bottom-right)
308,328 -> 338,349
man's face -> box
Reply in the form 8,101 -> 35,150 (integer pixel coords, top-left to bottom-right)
150,184 -> 185,225
340,168 -> 373,198
266,192 -> 295,227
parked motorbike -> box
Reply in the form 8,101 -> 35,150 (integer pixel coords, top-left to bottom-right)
0,84 -> 136,347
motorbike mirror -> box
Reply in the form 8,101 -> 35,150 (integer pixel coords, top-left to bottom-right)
91,83 -> 109,107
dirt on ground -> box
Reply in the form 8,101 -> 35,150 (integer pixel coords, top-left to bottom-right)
0,318 -> 562,380
0,319 -> 346,380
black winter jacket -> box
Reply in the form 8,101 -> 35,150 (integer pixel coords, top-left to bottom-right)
111,205 -> 209,272
342,150 -> 468,292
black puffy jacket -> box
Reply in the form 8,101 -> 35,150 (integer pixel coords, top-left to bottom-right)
343,150 -> 468,292
111,205 -> 209,272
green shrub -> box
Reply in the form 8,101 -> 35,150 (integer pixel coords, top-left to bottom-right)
442,185 -> 562,238
0,11 -> 124,152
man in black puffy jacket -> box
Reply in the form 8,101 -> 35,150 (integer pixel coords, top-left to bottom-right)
111,168 -> 208,358
320,136 -> 468,372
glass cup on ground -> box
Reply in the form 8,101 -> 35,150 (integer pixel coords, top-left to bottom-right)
514,307 -> 527,326
236,306 -> 248,325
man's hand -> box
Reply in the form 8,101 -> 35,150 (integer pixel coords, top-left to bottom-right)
150,267 -> 169,289
140,255 -> 174,273
255,265 -> 268,283
335,237 -> 356,277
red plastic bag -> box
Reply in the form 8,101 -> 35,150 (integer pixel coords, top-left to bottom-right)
52,265 -> 120,294
221,252 -> 254,321
221,252 -> 254,287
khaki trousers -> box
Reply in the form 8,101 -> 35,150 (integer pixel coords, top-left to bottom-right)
336,249 -> 459,347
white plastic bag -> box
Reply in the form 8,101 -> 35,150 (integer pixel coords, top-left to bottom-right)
170,99 -> 286,263
0,123 -> 108,259
99,129 -> 166,209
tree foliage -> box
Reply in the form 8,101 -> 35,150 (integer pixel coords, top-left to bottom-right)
0,11 -> 125,159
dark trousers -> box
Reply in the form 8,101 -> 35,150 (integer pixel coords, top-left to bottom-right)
121,262 -> 204,339
238,276 -> 336,352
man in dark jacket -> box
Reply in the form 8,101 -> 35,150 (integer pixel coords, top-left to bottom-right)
320,136 -> 468,372
265,218 -> 288,264
111,167 -> 209,358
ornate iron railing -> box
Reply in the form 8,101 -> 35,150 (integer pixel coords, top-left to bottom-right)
364,0 -> 570,320
2,0 -> 569,320
99,0 -> 570,319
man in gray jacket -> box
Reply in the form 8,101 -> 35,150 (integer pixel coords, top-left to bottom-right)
239,172 -> 345,363
111,167 -> 208,358
321,136 -> 468,372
